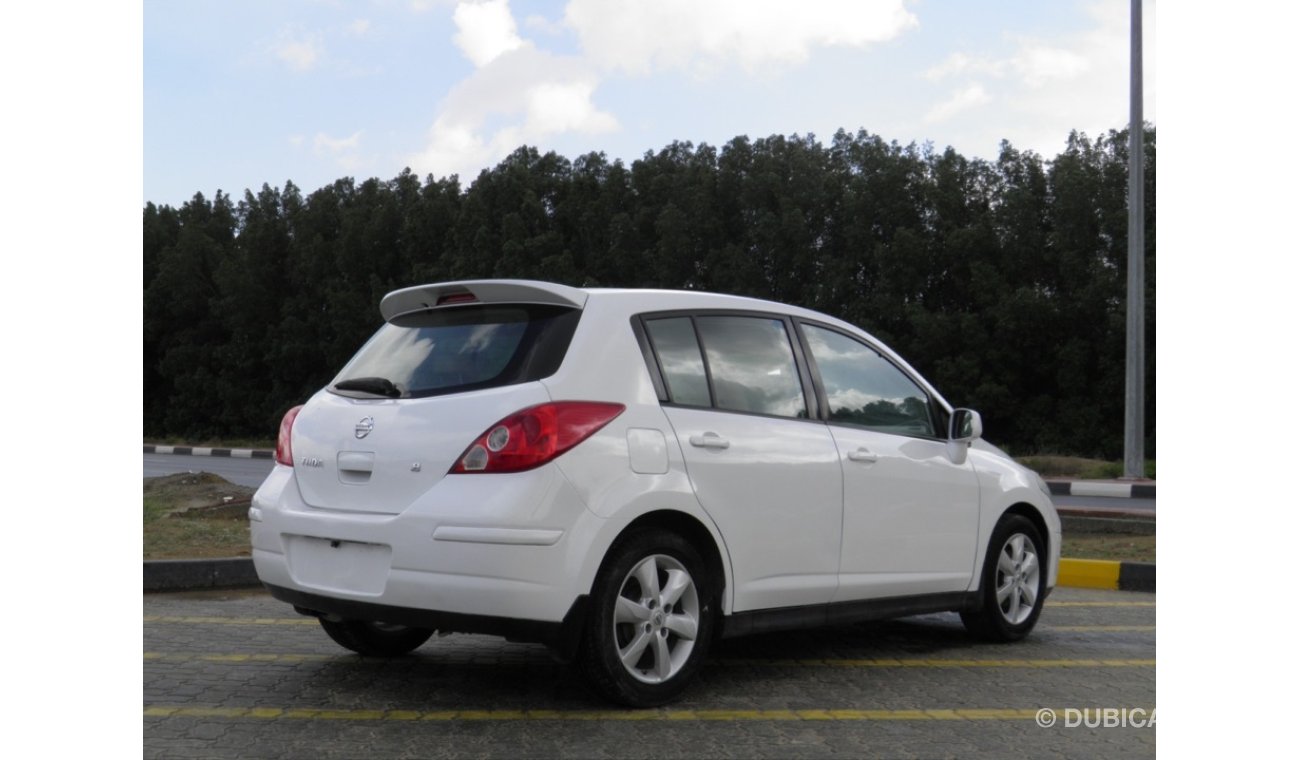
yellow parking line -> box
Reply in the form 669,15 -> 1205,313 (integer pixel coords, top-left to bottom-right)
146,604 -> 1153,630
147,602 -> 1153,630
145,652 -> 333,663
144,616 -> 314,626
145,706 -> 1103,722
1046,601 -> 1154,607
720,658 -> 1153,668
1044,625 -> 1155,632
144,652 -> 1153,668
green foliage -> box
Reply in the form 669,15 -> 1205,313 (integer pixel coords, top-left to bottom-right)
1015,455 -> 1156,479
143,127 -> 1156,458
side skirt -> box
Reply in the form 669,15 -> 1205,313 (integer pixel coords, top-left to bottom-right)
720,591 -> 981,639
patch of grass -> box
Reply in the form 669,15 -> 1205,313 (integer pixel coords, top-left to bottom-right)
1061,534 -> 1156,563
1016,455 -> 1155,480
144,472 -> 256,560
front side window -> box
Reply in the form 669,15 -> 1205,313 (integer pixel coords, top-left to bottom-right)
803,324 -> 935,436
695,316 -> 808,418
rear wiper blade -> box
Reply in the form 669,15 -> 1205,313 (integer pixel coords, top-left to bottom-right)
333,377 -> 401,398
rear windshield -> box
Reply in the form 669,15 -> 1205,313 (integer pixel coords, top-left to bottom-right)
330,304 -> 580,399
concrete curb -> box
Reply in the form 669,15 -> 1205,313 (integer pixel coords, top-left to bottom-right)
144,557 -> 1154,593
1047,480 -> 1155,499
145,445 -> 274,459
144,558 -> 260,591
1058,558 -> 1156,592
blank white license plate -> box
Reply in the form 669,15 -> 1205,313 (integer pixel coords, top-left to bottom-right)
286,536 -> 392,596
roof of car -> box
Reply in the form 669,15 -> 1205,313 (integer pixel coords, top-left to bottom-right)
382,280 -> 829,324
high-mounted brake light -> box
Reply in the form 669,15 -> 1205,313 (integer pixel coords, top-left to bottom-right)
436,292 -> 478,306
451,401 -> 625,474
275,405 -> 305,466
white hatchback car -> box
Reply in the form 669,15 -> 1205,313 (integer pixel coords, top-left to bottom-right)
251,279 -> 1059,706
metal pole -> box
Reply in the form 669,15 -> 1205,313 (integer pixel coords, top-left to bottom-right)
1123,0 -> 1146,479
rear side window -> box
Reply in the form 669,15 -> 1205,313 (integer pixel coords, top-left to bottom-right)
644,318 -> 712,407
331,304 -> 580,399
696,316 -> 808,419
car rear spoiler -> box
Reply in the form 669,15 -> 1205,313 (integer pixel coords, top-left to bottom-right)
380,280 -> 589,322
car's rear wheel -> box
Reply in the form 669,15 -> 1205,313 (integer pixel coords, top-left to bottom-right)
961,514 -> 1047,641
318,619 -> 434,656
579,529 -> 717,707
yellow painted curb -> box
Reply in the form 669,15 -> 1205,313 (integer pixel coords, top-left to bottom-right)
1058,558 -> 1121,590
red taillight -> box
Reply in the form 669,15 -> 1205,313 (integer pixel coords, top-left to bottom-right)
275,405 -> 304,466
450,401 -> 625,474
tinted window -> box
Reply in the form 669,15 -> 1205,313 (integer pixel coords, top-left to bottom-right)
332,304 -> 579,398
803,324 -> 935,436
696,316 -> 807,418
645,318 -> 711,407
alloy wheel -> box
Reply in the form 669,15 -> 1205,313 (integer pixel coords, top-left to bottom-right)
612,553 -> 701,684
995,533 -> 1040,625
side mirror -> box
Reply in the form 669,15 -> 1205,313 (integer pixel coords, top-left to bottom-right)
946,408 -> 982,465
948,408 -> 983,442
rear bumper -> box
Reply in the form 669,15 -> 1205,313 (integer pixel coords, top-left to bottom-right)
249,462 -> 605,625
265,582 -> 589,658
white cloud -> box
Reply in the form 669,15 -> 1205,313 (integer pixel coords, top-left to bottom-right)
411,0 -> 926,181
924,52 -> 1003,82
313,131 -> 366,171
409,0 -> 454,12
1014,44 -> 1091,87
273,30 -> 323,72
347,19 -> 371,36
525,80 -> 618,134
410,46 -> 617,180
563,0 -> 918,74
920,0 -> 1156,157
453,0 -> 525,67
314,131 -> 362,153
925,43 -> 1090,89
924,84 -> 991,124
523,13 -> 566,36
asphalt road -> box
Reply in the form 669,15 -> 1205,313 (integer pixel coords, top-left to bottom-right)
143,453 -> 1157,512
144,453 -> 275,489
144,586 -> 1156,759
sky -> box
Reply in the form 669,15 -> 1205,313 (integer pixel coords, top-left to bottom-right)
144,0 -> 1157,208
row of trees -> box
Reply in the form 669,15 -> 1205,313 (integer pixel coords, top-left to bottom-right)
144,127 -> 1155,457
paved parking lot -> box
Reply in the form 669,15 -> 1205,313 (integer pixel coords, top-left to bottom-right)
145,587 -> 1155,758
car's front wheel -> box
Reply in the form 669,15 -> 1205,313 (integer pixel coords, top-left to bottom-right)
318,619 -> 434,656
961,514 -> 1047,641
578,529 -> 717,707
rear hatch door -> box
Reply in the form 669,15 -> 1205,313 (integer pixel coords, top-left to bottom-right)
290,298 -> 581,514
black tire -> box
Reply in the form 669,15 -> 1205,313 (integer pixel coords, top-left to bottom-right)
961,514 -> 1048,642
578,529 -> 717,707
318,619 -> 434,656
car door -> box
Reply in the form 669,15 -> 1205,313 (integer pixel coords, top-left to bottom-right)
641,313 -> 843,612
798,322 -> 980,601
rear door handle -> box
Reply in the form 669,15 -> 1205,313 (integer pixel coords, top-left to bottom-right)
847,448 -> 879,463
689,433 -> 731,450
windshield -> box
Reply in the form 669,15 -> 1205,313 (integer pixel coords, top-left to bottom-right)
331,304 -> 580,398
